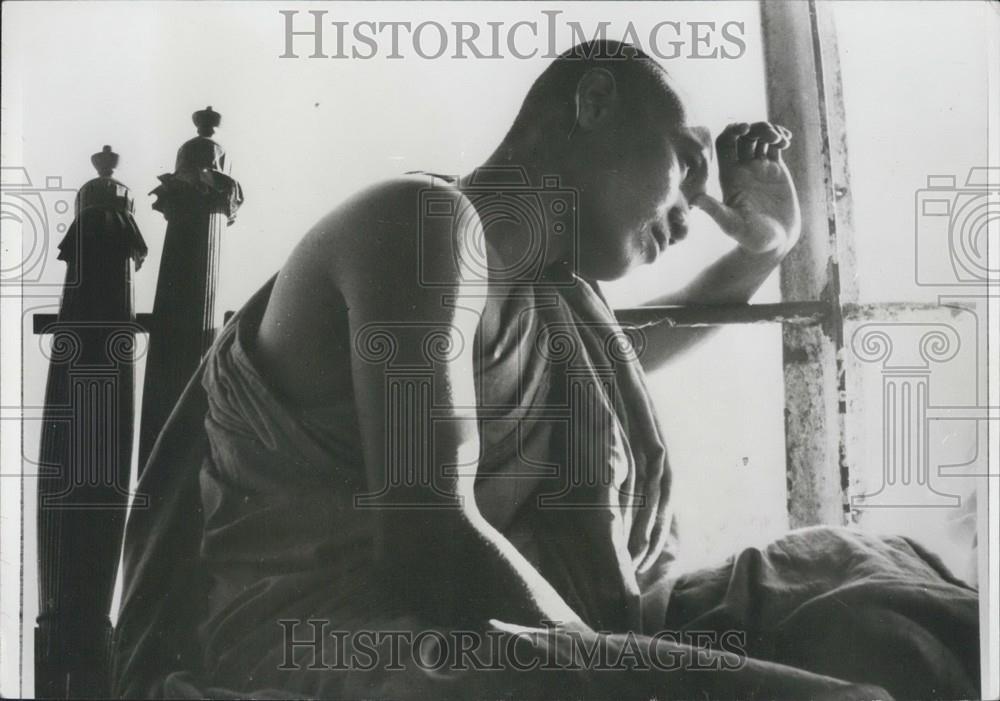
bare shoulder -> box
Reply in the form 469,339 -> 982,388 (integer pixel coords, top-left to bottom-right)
266,173 -> 479,319
302,175 -> 484,310
254,175 -> 479,405
312,175 -> 471,263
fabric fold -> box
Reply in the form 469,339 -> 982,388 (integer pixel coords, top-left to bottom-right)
111,270 -> 979,700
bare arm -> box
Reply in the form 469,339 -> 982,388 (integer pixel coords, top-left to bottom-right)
331,179 -> 584,630
637,122 -> 801,372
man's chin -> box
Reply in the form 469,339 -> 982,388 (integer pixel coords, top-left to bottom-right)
581,256 -> 644,282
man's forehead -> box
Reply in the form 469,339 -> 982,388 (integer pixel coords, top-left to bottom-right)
641,67 -> 692,137
661,122 -> 709,153
680,125 -> 712,151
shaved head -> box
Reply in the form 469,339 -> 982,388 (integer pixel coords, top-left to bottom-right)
507,40 -> 686,140
478,39 -> 702,281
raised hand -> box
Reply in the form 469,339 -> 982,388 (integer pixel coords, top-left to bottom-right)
693,121 -> 801,256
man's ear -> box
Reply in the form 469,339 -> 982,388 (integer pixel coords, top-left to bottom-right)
574,68 -> 617,131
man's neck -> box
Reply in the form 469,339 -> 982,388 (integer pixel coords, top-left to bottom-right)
456,143 -> 574,273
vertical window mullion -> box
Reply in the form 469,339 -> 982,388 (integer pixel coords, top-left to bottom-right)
760,0 -> 856,527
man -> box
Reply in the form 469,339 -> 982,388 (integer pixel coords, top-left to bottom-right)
113,41 -> 978,700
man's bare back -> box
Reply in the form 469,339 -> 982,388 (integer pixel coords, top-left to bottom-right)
255,175 -> 504,409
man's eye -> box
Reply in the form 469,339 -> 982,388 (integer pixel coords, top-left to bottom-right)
682,152 -> 706,179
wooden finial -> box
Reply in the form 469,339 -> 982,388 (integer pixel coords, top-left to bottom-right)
192,106 -> 221,137
90,145 -> 118,177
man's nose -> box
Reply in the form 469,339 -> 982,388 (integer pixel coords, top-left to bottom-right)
680,168 -> 706,204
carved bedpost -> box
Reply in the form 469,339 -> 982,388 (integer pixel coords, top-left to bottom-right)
35,146 -> 148,698
137,107 -> 243,470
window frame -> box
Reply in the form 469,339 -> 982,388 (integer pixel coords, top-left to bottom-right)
612,0 -> 954,529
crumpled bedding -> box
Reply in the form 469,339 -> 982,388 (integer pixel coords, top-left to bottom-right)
662,526 -> 979,699
111,272 -> 979,700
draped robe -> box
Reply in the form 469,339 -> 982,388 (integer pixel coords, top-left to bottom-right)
112,269 -> 979,700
